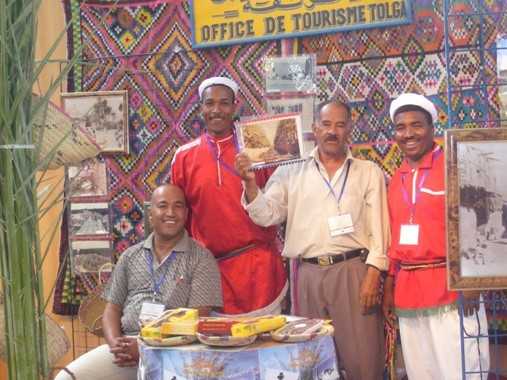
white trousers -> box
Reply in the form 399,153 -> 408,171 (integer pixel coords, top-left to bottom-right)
54,344 -> 138,380
399,303 -> 490,380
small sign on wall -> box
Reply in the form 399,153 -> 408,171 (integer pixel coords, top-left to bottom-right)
190,0 -> 412,48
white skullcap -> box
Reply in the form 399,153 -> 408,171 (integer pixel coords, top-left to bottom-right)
390,93 -> 438,124
198,77 -> 239,99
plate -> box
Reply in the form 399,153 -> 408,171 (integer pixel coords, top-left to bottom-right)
196,332 -> 257,347
271,323 -> 334,343
141,335 -> 196,347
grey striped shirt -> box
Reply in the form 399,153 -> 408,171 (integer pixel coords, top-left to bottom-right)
104,231 -> 223,335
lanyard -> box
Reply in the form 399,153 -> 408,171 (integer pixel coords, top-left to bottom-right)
146,250 -> 174,300
401,147 -> 442,223
205,132 -> 240,177
315,159 -> 351,207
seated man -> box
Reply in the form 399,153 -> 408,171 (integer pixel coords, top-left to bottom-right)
55,184 -> 223,380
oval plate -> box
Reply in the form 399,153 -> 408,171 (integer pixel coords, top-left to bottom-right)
141,335 -> 197,347
271,323 -> 334,343
196,332 -> 257,347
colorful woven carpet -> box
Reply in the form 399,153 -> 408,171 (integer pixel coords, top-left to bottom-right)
55,1 -> 507,336
55,0 -> 285,313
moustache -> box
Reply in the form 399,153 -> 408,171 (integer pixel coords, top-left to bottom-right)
324,135 -> 339,142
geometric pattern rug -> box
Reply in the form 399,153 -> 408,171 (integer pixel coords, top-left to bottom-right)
54,0 -> 507,333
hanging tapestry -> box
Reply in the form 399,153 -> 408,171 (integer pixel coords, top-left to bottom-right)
55,0 -> 284,314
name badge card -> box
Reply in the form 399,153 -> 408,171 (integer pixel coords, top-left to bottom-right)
399,224 -> 420,245
139,302 -> 165,325
328,214 -> 354,237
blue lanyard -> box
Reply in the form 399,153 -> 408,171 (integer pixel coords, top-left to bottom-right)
315,159 -> 351,207
146,250 -> 174,300
204,132 -> 240,177
401,147 -> 442,223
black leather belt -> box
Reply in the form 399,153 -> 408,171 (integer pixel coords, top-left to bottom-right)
301,248 -> 368,266
217,244 -> 256,262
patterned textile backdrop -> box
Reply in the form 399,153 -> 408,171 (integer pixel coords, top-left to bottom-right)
55,0 -> 506,331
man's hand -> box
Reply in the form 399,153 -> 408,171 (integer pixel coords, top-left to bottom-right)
462,290 -> 481,317
359,266 -> 382,315
234,153 -> 256,182
382,275 -> 396,326
109,336 -> 139,367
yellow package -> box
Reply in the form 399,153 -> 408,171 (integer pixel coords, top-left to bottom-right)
140,326 -> 161,338
160,320 -> 198,336
231,315 -> 286,338
167,308 -> 198,322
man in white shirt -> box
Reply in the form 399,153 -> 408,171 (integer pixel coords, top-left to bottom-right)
235,100 -> 390,380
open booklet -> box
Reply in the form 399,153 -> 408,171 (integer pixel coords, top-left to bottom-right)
235,113 -> 305,170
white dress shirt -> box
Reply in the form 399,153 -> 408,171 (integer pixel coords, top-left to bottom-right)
242,147 -> 390,270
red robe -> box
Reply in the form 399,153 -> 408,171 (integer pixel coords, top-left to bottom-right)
171,132 -> 287,314
388,145 -> 458,314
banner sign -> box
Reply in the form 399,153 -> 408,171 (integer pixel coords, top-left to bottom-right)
190,0 -> 412,48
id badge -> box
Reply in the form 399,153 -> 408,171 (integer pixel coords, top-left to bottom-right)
328,213 -> 354,237
139,302 -> 165,325
399,224 -> 420,245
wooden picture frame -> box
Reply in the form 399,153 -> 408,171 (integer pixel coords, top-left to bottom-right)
67,157 -> 108,201
446,128 -> 507,289
264,55 -> 316,93
70,239 -> 112,275
69,202 -> 110,238
61,90 -> 129,154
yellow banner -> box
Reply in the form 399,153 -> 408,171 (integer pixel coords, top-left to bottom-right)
191,0 -> 412,48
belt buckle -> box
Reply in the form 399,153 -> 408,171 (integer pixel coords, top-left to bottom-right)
318,256 -> 332,266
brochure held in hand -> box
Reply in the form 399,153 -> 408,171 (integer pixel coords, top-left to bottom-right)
235,113 -> 305,170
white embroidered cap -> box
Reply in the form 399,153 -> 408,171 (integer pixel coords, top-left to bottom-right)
389,93 -> 438,124
198,77 -> 239,99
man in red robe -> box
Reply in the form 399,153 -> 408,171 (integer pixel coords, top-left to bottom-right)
382,93 -> 489,379
170,77 -> 287,315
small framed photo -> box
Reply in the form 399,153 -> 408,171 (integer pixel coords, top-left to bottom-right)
497,34 -> 507,124
61,90 -> 129,154
446,128 -> 507,289
264,55 -> 316,93
70,202 -> 110,237
236,113 -> 304,170
70,239 -> 112,275
497,33 -> 507,85
67,158 -> 108,200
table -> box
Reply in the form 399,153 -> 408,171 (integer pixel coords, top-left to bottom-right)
138,335 -> 339,380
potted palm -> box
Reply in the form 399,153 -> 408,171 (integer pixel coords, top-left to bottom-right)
0,1 -> 96,378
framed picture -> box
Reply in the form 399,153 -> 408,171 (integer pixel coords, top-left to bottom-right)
70,240 -> 112,275
32,97 -> 100,169
236,113 -> 304,170
264,55 -> 316,93
497,34 -> 507,125
70,202 -> 110,237
265,94 -> 315,157
446,128 -> 507,289
497,33 -> 507,84
61,90 -> 129,154
67,158 -> 108,200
